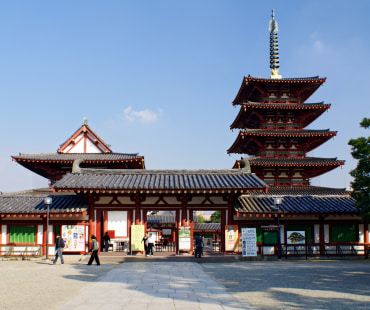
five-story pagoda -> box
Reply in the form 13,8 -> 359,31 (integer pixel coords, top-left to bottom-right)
228,10 -> 344,187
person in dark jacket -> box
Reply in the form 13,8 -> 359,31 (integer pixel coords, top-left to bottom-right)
87,235 -> 100,265
194,234 -> 204,258
142,232 -> 149,256
103,232 -> 111,252
53,234 -> 65,264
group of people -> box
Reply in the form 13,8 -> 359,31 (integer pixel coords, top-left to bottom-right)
142,232 -> 155,257
52,233 -> 101,265
52,231 -> 205,265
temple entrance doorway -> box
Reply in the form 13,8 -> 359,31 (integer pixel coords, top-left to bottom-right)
146,210 -> 177,253
193,210 -> 221,254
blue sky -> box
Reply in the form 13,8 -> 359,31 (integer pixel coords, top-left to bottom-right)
0,1 -> 369,192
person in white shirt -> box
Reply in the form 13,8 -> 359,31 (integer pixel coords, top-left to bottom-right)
147,233 -> 155,256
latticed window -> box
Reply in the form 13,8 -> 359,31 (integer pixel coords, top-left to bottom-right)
9,226 -> 35,243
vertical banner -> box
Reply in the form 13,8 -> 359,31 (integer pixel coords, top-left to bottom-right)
131,225 -> 145,251
62,225 -> 85,252
225,225 -> 238,251
179,226 -> 191,250
242,228 -> 257,257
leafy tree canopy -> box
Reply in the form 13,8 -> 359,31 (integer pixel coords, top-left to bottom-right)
348,117 -> 370,220
210,210 -> 221,223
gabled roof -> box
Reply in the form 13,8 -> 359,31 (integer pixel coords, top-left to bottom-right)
11,153 -> 145,182
58,123 -> 112,153
53,168 -> 268,193
12,152 -> 143,162
234,194 -> 358,215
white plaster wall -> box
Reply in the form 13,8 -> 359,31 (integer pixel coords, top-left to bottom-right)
108,211 -> 128,237
314,224 -> 320,243
37,225 -> 43,245
85,138 -> 101,153
48,225 -> 53,244
324,224 -> 329,243
359,224 -> 364,243
1,225 -> 6,244
262,246 -> 275,255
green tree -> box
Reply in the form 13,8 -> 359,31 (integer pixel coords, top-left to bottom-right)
348,117 -> 370,220
210,211 -> 221,223
196,215 -> 206,223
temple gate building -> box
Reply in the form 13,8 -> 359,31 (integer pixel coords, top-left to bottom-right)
0,11 -> 368,259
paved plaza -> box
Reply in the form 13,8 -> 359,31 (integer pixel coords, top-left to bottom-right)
0,255 -> 370,309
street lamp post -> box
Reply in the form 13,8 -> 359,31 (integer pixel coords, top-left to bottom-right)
274,197 -> 283,260
44,197 -> 52,260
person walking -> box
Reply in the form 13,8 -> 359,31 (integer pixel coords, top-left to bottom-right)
87,235 -> 100,265
194,234 -> 204,258
142,232 -> 149,256
53,234 -> 65,264
147,233 -> 155,257
103,232 -> 111,252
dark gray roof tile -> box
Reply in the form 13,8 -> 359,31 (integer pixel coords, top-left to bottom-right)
234,194 -> 357,214
54,169 -> 268,191
0,194 -> 88,214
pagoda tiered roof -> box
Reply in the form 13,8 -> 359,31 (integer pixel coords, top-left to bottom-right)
233,76 -> 326,106
227,129 -> 337,155
230,101 -> 331,129
233,157 -> 344,179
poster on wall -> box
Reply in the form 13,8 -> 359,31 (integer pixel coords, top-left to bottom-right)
131,225 -> 145,251
179,226 -> 191,250
286,230 -> 306,245
225,225 -> 238,251
62,225 -> 85,252
241,228 -> 257,257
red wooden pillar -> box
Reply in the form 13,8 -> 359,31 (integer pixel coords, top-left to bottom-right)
102,211 -> 108,235
364,223 -> 369,244
87,196 -> 95,251
181,195 -> 187,226
143,209 -> 147,232
220,209 -> 226,253
190,210 -> 194,254
42,217 -> 47,256
127,209 -> 133,253
319,216 -> 325,255
135,194 -> 141,225
175,209 -> 180,254
96,210 -> 101,252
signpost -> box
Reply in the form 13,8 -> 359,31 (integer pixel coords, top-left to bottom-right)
179,226 -> 191,250
241,228 -> 257,257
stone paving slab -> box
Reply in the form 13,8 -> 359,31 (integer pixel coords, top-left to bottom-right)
201,261 -> 370,310
59,262 -> 251,310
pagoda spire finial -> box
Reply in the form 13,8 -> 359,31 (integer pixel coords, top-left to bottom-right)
269,9 -> 282,79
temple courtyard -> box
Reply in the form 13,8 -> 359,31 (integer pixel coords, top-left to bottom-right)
0,254 -> 370,309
